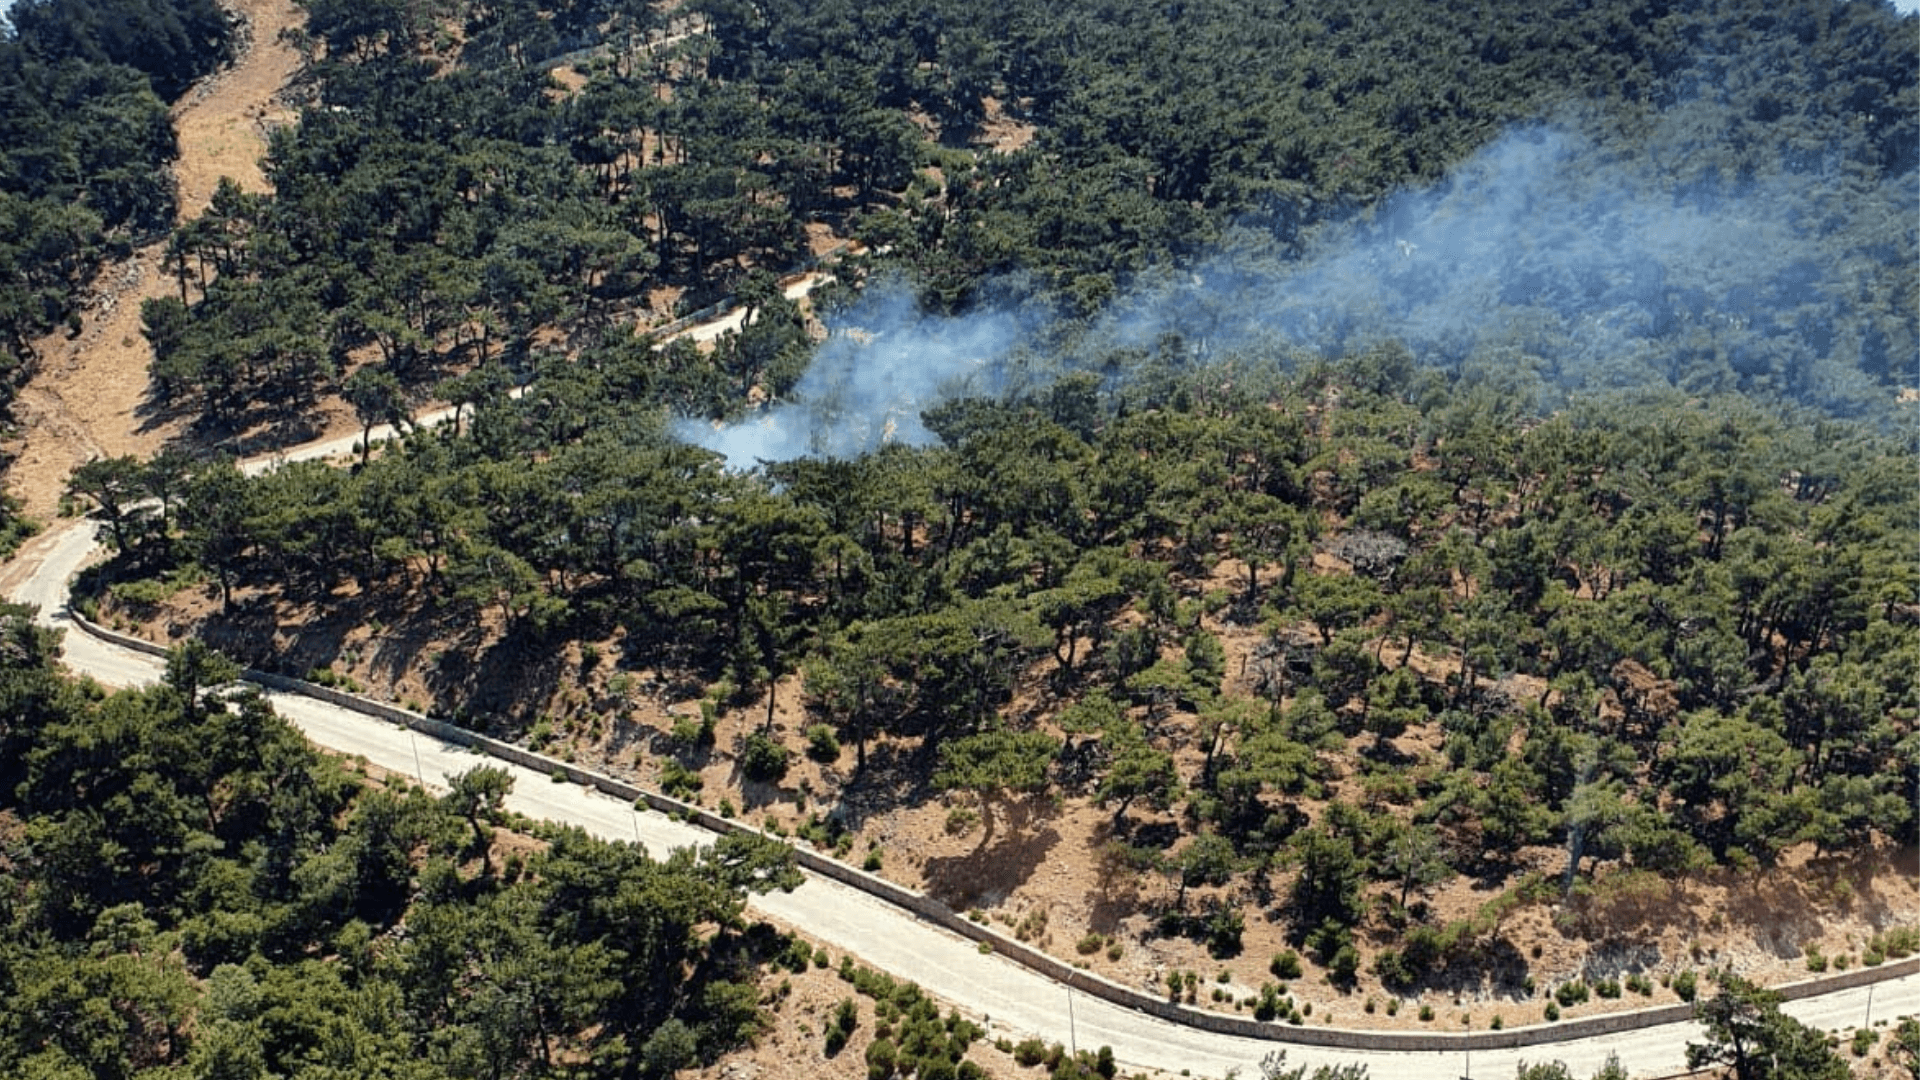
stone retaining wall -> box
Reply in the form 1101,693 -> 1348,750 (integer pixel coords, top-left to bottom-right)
66,610 -> 1919,1052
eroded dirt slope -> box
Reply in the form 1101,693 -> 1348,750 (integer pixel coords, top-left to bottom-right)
5,0 -> 304,519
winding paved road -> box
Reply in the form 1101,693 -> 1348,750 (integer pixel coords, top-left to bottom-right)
6,519 -> 1916,1079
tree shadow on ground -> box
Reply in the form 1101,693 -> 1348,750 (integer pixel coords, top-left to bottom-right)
831,742 -> 934,829
923,822 -> 1061,912
1084,813 -> 1178,934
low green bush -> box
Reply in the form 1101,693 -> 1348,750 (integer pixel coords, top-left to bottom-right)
1270,949 -> 1303,980
739,729 -> 790,783
805,723 -> 841,762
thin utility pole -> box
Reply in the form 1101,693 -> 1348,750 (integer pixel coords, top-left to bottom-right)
1067,985 -> 1077,1058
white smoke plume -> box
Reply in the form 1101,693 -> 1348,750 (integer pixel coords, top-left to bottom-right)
1096,125 -> 1913,407
681,122 -> 1915,467
673,281 -> 1034,469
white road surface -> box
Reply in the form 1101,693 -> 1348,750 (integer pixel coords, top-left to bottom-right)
679,275 -> 830,344
7,517 -> 1916,1080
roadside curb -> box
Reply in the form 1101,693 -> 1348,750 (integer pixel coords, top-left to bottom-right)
62,602 -> 1920,1053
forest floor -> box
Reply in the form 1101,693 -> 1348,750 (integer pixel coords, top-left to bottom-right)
3,0 -> 309,521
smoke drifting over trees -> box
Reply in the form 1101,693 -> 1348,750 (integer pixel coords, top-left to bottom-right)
1106,122 -> 1916,410
685,116 -> 1916,467
674,285 -> 1033,468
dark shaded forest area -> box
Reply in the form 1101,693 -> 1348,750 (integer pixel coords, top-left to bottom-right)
0,0 -> 231,375
0,609 -> 819,1079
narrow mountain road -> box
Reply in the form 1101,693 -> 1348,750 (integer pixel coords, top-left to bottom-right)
7,519 -> 1916,1079
246,269 -> 836,471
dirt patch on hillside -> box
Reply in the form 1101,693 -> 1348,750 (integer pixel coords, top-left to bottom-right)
173,0 -> 304,220
979,96 -> 1038,154
4,0 -> 306,520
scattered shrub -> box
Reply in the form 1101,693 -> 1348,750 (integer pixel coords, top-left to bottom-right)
1373,948 -> 1412,991
1328,943 -> 1360,987
1874,926 -> 1920,958
1205,906 -> 1244,959
660,759 -> 702,799
739,729 -> 791,783
1014,908 -> 1048,943
806,724 -> 841,762
669,713 -> 713,749
1672,970 -> 1698,1002
774,935 -> 814,974
823,997 -> 859,1056
1270,950 -> 1303,980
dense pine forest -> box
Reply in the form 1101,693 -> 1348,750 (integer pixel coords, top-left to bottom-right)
0,608 -> 832,1079
7,0 -> 1920,1074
